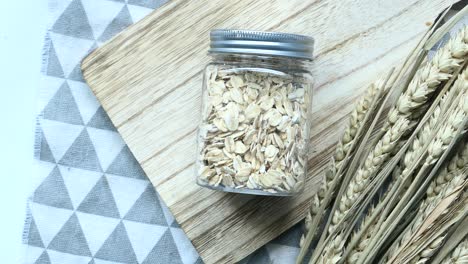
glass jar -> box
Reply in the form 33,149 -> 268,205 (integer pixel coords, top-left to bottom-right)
196,30 -> 314,196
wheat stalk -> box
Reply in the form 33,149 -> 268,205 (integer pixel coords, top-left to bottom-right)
346,168 -> 407,264
301,78 -> 386,246
425,140 -> 468,202
442,239 -> 468,264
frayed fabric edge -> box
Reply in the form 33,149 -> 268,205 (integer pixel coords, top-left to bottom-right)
22,32 -> 51,258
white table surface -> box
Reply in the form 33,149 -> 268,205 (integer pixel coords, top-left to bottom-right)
0,1 -> 47,263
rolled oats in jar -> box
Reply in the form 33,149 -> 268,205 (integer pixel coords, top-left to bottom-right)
196,29 -> 314,196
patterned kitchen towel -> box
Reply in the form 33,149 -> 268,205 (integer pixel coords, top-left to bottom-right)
22,0 -> 303,263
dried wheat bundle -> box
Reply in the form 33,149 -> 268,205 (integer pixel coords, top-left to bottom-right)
309,25 -> 468,264
329,23 -> 468,235
358,83 -> 468,264
297,8 -> 468,263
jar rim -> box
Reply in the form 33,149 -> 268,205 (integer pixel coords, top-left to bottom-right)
209,29 -> 314,60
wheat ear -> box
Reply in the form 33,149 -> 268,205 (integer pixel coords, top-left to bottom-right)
388,169 -> 467,264
328,26 -> 468,236
301,78 -> 386,246
426,141 -> 468,200
347,204 -> 380,263
384,26 -> 468,131
442,239 -> 468,264
346,166 -> 405,264
315,233 -> 346,264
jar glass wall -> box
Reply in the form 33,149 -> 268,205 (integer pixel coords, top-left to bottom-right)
196,53 -> 313,196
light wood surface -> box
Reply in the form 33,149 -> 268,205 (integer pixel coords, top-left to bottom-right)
81,0 -> 454,263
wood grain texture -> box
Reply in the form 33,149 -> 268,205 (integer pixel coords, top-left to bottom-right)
81,0 -> 455,263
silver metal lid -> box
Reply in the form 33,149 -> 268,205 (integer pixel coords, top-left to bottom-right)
209,29 -> 314,60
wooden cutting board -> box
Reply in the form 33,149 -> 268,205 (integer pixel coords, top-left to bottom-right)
81,0 -> 453,263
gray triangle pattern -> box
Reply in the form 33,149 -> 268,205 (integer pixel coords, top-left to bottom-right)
33,166 -> 74,210
68,42 -> 98,82
87,107 -> 117,131
142,229 -> 182,264
95,222 -> 138,264
27,217 -> 45,248
105,146 -> 147,179
271,222 -> 302,248
46,39 -> 65,78
88,42 -> 99,54
243,247 -> 271,264
98,5 -> 133,42
194,257 -> 204,264
68,63 -> 85,82
59,128 -> 103,172
88,260 -> 95,264
43,82 -> 84,125
48,213 -> 92,256
39,129 -> 56,163
35,251 -> 51,264
77,175 -> 120,218
128,0 -> 167,9
52,0 -> 95,40
170,220 -> 180,228
124,185 -> 167,225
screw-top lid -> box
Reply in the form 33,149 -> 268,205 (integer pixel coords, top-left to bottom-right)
209,29 -> 314,60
